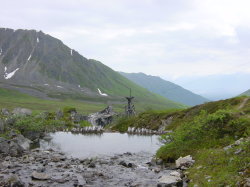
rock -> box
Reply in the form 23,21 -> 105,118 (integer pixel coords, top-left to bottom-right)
76,174 -> 86,186
235,148 -> 243,154
72,113 -> 87,123
176,155 -> 195,169
242,178 -> 250,187
170,171 -> 181,178
1,108 -> 10,116
119,160 -> 127,167
157,174 -> 182,187
156,159 -> 164,165
0,118 -> 5,132
23,131 -> 43,141
152,168 -> 161,173
0,137 -> 24,156
5,175 -> 24,187
88,106 -> 116,126
0,137 -> 10,154
88,162 -> 96,168
32,171 -> 49,180
5,116 -> 16,126
9,141 -> 25,157
12,108 -> 32,116
13,134 -> 32,150
127,163 -> 137,168
234,138 -> 244,145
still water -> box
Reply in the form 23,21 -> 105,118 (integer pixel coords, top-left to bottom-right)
40,132 -> 161,158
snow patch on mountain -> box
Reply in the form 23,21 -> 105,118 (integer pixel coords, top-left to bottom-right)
70,49 -> 73,56
37,38 -> 39,43
57,85 -> 63,88
98,88 -> 108,96
27,54 -> 32,61
4,68 -> 19,79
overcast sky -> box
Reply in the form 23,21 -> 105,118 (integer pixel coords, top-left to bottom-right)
1,0 -> 250,100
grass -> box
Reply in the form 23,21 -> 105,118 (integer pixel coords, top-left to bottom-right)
0,87 -> 182,114
111,96 -> 250,186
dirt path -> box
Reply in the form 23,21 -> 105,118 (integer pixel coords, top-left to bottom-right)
238,97 -> 249,109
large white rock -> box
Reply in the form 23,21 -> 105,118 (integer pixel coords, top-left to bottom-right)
12,108 -> 32,116
157,174 -> 182,187
176,155 -> 195,169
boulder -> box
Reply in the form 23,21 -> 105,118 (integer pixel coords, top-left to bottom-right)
0,118 -> 5,132
23,131 -> 43,141
88,106 -> 116,126
0,137 -> 24,157
12,108 -> 32,116
8,141 -> 25,157
32,171 -> 49,180
119,160 -> 127,167
176,155 -> 195,169
0,137 -> 10,154
1,108 -> 10,116
4,175 -> 24,187
157,173 -> 182,187
13,134 -> 32,150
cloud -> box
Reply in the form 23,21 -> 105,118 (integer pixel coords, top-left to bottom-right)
1,0 -> 250,98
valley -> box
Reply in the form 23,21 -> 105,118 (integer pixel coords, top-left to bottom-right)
0,27 -> 249,187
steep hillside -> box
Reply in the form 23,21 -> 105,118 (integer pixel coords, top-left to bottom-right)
0,28 -> 183,110
111,96 -> 250,186
119,72 -> 209,106
240,89 -> 250,96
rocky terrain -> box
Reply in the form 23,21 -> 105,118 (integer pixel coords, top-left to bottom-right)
0,106 -> 190,186
0,148 -> 188,187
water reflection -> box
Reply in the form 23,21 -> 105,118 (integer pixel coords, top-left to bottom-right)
40,132 -> 161,158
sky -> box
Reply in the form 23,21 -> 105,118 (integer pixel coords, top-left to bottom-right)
1,0 -> 250,100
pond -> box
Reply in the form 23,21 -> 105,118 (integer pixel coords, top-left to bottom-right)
40,132 -> 161,158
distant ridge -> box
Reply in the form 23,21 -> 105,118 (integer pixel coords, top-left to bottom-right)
119,72 -> 209,106
239,89 -> 250,96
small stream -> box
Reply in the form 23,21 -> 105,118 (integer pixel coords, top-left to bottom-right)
40,132 -> 161,158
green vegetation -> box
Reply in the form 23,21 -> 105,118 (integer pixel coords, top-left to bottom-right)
111,109 -> 180,132
112,96 -> 250,186
157,109 -> 249,160
0,87 -> 107,114
0,87 -> 182,114
79,120 -> 92,127
0,29 -> 184,110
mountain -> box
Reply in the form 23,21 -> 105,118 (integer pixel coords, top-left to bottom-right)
0,28 -> 183,110
119,72 -> 209,106
240,89 -> 250,96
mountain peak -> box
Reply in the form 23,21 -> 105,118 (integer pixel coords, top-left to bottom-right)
0,28 -> 183,110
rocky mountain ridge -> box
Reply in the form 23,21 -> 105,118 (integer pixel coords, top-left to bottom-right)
0,28 -> 182,109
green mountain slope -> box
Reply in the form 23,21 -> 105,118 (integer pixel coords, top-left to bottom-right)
112,96 -> 250,186
0,28 -> 183,110
119,72 -> 209,106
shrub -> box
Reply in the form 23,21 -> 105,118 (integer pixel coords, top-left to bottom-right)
156,109 -> 249,160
